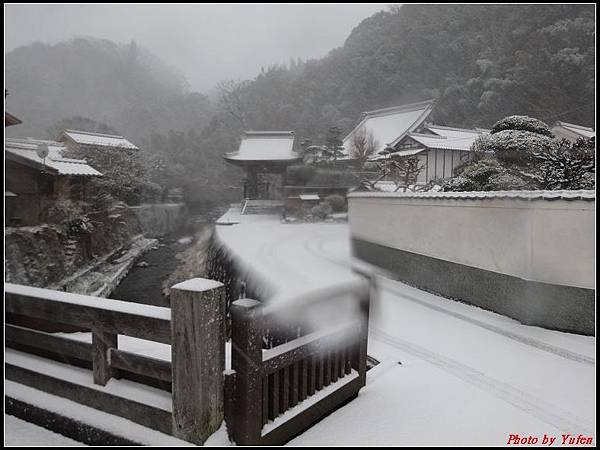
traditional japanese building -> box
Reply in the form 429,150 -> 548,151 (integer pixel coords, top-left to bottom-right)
551,122 -> 595,143
387,124 -> 490,184
224,131 -> 300,199
5,138 -> 102,226
341,99 -> 436,159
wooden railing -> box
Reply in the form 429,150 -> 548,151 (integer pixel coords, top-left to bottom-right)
225,281 -> 370,445
4,279 -> 225,444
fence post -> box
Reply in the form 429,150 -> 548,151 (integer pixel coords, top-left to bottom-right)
230,298 -> 263,445
354,279 -> 372,387
170,278 -> 226,444
92,330 -> 117,386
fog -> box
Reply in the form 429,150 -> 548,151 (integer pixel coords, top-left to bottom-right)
5,3 -> 389,91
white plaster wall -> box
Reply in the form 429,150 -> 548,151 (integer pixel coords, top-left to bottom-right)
348,194 -> 595,288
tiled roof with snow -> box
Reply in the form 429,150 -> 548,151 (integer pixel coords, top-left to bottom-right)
5,138 -> 102,177
553,122 -> 595,139
224,131 -> 299,162
61,130 -> 139,150
342,100 -> 436,157
348,189 -> 595,201
406,125 -> 489,152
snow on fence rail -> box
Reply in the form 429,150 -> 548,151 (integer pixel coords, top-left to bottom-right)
225,281 -> 370,445
4,280 -> 226,444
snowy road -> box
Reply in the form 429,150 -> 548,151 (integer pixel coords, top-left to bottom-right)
216,214 -> 596,446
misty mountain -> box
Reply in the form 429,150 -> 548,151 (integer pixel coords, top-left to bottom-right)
5,37 -> 213,142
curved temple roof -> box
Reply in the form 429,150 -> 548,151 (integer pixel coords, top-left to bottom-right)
224,131 -> 300,165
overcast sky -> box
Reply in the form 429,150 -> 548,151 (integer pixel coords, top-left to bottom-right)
5,3 -> 390,92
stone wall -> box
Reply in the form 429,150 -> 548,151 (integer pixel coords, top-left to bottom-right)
4,203 -> 188,289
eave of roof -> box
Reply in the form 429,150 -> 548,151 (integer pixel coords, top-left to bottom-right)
5,139 -> 102,177
5,112 -> 22,127
61,129 -> 139,150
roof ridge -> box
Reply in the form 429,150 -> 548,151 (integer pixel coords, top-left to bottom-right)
64,129 -> 125,139
362,99 -> 436,119
244,131 -> 295,137
408,131 -> 447,139
555,122 -> 595,132
425,124 -> 486,133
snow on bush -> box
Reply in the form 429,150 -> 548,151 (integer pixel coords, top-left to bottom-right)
482,129 -> 555,167
491,115 -> 554,137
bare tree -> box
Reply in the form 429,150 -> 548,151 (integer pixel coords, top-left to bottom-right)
371,147 -> 425,192
216,80 -> 250,127
348,125 -> 379,162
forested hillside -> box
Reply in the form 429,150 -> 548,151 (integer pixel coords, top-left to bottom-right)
5,4 -> 595,204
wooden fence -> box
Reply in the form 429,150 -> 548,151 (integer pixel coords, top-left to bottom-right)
4,279 -> 225,444
225,281 -> 371,445
5,276 -> 372,445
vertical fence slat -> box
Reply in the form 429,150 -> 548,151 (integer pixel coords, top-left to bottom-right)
316,354 -> 324,391
344,341 -> 352,375
270,372 -> 280,420
290,362 -> 299,407
92,330 -> 117,386
332,350 -> 339,383
300,359 -> 308,402
308,356 -> 317,395
262,377 -> 269,426
280,366 -> 290,413
338,348 -> 345,379
323,351 -> 331,387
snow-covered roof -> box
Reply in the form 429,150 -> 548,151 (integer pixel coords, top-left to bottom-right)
342,100 -> 436,157
5,138 -> 102,177
60,129 -> 139,150
348,189 -> 596,201
299,194 -> 320,201
224,131 -> 300,163
5,112 -> 22,127
552,122 -> 595,139
370,147 -> 426,161
406,125 -> 489,152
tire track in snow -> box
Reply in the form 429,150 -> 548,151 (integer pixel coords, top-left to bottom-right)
304,233 -> 595,367
379,280 -> 595,366
371,327 -> 595,436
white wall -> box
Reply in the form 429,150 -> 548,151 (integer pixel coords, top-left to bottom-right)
348,192 -> 595,289
421,149 -> 470,183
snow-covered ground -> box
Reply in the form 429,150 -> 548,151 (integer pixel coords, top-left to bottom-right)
216,211 -> 596,446
6,210 -> 594,445
4,414 -> 86,446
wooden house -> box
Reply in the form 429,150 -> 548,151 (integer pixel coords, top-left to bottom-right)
5,138 -> 102,226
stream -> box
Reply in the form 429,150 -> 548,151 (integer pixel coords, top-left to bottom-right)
109,206 -> 226,307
